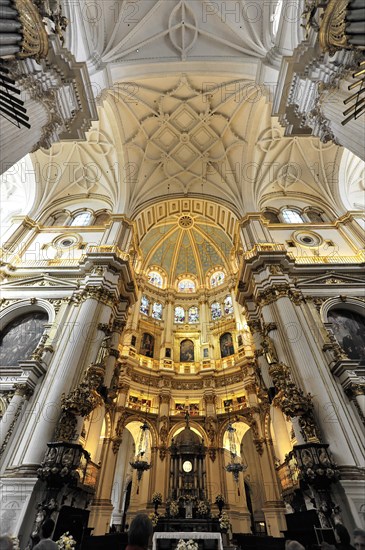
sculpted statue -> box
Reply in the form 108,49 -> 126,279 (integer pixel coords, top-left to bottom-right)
262,336 -> 279,365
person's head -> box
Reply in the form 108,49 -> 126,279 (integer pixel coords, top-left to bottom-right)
41,518 -> 55,539
285,541 -> 305,550
354,529 -> 365,550
128,514 -> 153,548
0,536 -> 13,550
335,524 -> 351,544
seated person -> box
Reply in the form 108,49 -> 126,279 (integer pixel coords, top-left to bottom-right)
33,519 -> 58,550
126,513 -> 153,550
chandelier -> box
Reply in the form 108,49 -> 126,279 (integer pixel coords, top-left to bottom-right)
224,423 -> 247,492
130,420 -> 151,493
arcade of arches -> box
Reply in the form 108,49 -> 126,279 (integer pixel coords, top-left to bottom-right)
0,1 -> 364,548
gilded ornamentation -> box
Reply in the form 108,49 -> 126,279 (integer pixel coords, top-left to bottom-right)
261,336 -> 279,365
54,411 -> 78,442
246,320 -> 262,334
14,0 -> 49,60
14,383 -> 33,399
208,447 -> 216,461
55,362 -> 105,442
269,363 -> 321,442
205,416 -> 216,445
319,0 -> 350,54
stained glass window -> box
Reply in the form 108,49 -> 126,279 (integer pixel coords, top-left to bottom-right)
281,209 -> 303,224
152,302 -> 163,320
210,271 -> 225,288
140,295 -> 149,315
148,271 -> 163,288
211,302 -> 222,320
70,212 -> 92,226
178,279 -> 196,293
174,306 -> 185,323
224,295 -> 234,315
188,306 -> 199,323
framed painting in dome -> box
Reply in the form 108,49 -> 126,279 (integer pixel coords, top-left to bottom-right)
180,339 -> 194,362
189,403 -> 199,416
140,332 -> 154,358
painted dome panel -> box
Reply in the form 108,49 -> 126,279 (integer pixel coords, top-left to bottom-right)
140,213 -> 234,286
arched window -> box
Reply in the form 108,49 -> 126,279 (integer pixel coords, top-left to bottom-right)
188,306 -> 199,323
0,311 -> 48,366
281,209 -> 304,224
210,271 -> 225,288
271,0 -> 283,35
94,211 -> 110,225
220,332 -> 234,358
50,211 -> 69,226
224,295 -> 234,315
152,302 -> 163,320
140,295 -> 150,316
263,210 -> 280,223
306,209 -> 325,223
211,302 -> 222,320
180,339 -> 194,362
178,279 -> 196,293
174,306 -> 185,323
148,271 -> 163,288
140,333 -> 154,358
69,211 -> 93,226
328,309 -> 365,360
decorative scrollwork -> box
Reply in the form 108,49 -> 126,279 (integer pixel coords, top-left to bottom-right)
319,0 -> 350,54
14,0 -> 49,60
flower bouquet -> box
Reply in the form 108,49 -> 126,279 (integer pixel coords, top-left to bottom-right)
197,500 -> 209,517
152,491 -> 163,512
152,492 -> 163,505
176,539 -> 198,550
56,532 -> 76,550
219,512 -> 230,532
169,499 -> 180,518
149,512 -> 159,527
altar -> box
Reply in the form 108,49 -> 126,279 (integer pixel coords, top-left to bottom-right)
152,532 -> 223,550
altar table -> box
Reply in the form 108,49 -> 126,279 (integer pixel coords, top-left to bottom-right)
152,532 -> 223,550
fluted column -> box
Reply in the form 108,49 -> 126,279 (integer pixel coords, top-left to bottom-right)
0,383 -> 33,451
13,295 -> 102,467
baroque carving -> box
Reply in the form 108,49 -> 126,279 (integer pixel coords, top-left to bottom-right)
269,363 -> 321,443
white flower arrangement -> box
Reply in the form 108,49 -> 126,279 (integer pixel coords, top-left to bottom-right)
10,537 -> 20,550
219,512 -> 230,531
169,500 -> 179,517
215,494 -> 225,505
197,500 -> 209,516
149,512 -> 159,527
176,539 -> 198,550
56,532 -> 76,550
152,492 -> 163,504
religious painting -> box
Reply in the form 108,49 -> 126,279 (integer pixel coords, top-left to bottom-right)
175,403 -> 185,414
237,334 -> 243,347
0,311 -> 48,367
128,395 -> 140,409
223,399 -> 233,410
328,308 -> 365,360
141,399 -> 151,410
203,347 -> 209,358
180,339 -> 194,362
165,347 -> 171,358
140,332 -> 154,358
220,332 -> 234,358
189,403 -> 199,416
237,395 -> 247,409
131,335 -> 136,347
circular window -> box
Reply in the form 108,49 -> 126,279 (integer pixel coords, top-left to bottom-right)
53,234 -> 80,249
178,215 -> 194,229
293,231 -> 322,247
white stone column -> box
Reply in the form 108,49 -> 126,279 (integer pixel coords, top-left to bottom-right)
14,296 -> 102,467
